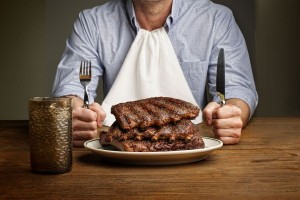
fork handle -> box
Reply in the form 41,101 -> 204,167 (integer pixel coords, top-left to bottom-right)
83,89 -> 89,109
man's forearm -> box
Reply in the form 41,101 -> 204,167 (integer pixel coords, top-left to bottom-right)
226,98 -> 250,127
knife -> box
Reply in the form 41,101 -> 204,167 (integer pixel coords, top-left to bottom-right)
216,48 -> 225,106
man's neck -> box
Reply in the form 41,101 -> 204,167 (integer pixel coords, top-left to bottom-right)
132,0 -> 173,31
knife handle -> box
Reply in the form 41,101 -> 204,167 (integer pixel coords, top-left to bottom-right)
217,92 -> 226,106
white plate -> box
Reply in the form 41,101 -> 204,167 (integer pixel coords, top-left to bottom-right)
84,137 -> 223,165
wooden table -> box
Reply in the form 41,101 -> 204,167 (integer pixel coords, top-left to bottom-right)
0,118 -> 299,199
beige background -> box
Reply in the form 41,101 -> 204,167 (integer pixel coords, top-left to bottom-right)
1,0 -> 299,120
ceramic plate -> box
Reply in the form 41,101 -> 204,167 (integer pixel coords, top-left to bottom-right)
84,137 -> 223,165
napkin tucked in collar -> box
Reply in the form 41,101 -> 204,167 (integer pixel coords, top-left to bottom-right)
102,28 -> 202,126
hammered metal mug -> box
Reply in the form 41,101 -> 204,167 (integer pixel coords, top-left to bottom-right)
29,97 -> 72,174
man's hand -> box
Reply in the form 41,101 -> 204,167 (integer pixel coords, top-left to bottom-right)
70,96 -> 106,146
202,99 -> 250,145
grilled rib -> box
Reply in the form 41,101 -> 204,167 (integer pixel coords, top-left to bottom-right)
111,97 -> 200,130
103,119 -> 196,143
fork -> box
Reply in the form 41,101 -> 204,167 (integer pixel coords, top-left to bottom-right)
79,60 -> 92,108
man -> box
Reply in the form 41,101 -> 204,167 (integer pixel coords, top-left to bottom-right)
52,0 -> 258,146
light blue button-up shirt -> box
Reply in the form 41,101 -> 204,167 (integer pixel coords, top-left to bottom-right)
52,0 -> 258,116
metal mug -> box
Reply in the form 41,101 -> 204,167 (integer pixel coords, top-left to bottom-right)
29,97 -> 72,174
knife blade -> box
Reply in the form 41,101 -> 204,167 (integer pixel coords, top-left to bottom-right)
216,48 -> 225,106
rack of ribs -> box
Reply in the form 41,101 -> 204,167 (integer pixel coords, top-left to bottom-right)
100,97 -> 204,152
102,119 -> 199,143
111,97 -> 200,130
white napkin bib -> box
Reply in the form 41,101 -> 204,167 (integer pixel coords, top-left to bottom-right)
102,28 -> 202,126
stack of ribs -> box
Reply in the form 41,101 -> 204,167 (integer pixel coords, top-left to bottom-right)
100,97 -> 205,152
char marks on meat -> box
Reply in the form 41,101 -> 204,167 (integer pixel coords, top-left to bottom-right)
103,119 -> 196,143
100,128 -> 204,152
111,97 -> 200,130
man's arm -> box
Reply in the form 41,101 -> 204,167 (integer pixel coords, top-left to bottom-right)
202,7 -> 258,145
208,7 -> 258,119
52,10 -> 105,146
52,10 -> 102,105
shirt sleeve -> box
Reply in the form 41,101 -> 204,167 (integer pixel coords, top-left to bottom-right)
208,7 -> 258,118
52,10 -> 103,103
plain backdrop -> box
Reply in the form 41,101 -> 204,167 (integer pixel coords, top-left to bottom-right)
1,0 -> 300,120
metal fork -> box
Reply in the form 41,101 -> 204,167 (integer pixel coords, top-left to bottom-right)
79,60 -> 92,108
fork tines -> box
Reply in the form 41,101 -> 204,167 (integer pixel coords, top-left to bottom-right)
79,60 -> 92,109
79,61 -> 92,80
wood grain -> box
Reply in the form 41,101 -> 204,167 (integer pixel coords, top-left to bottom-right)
0,118 -> 299,199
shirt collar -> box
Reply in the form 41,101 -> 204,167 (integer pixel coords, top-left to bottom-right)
125,0 -> 182,31
125,0 -> 137,29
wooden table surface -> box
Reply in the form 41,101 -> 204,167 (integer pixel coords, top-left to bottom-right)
0,118 -> 299,199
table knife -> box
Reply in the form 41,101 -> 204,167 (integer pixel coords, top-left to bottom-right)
216,48 -> 225,106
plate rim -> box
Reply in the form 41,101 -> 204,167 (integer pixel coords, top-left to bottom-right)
84,137 -> 223,155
